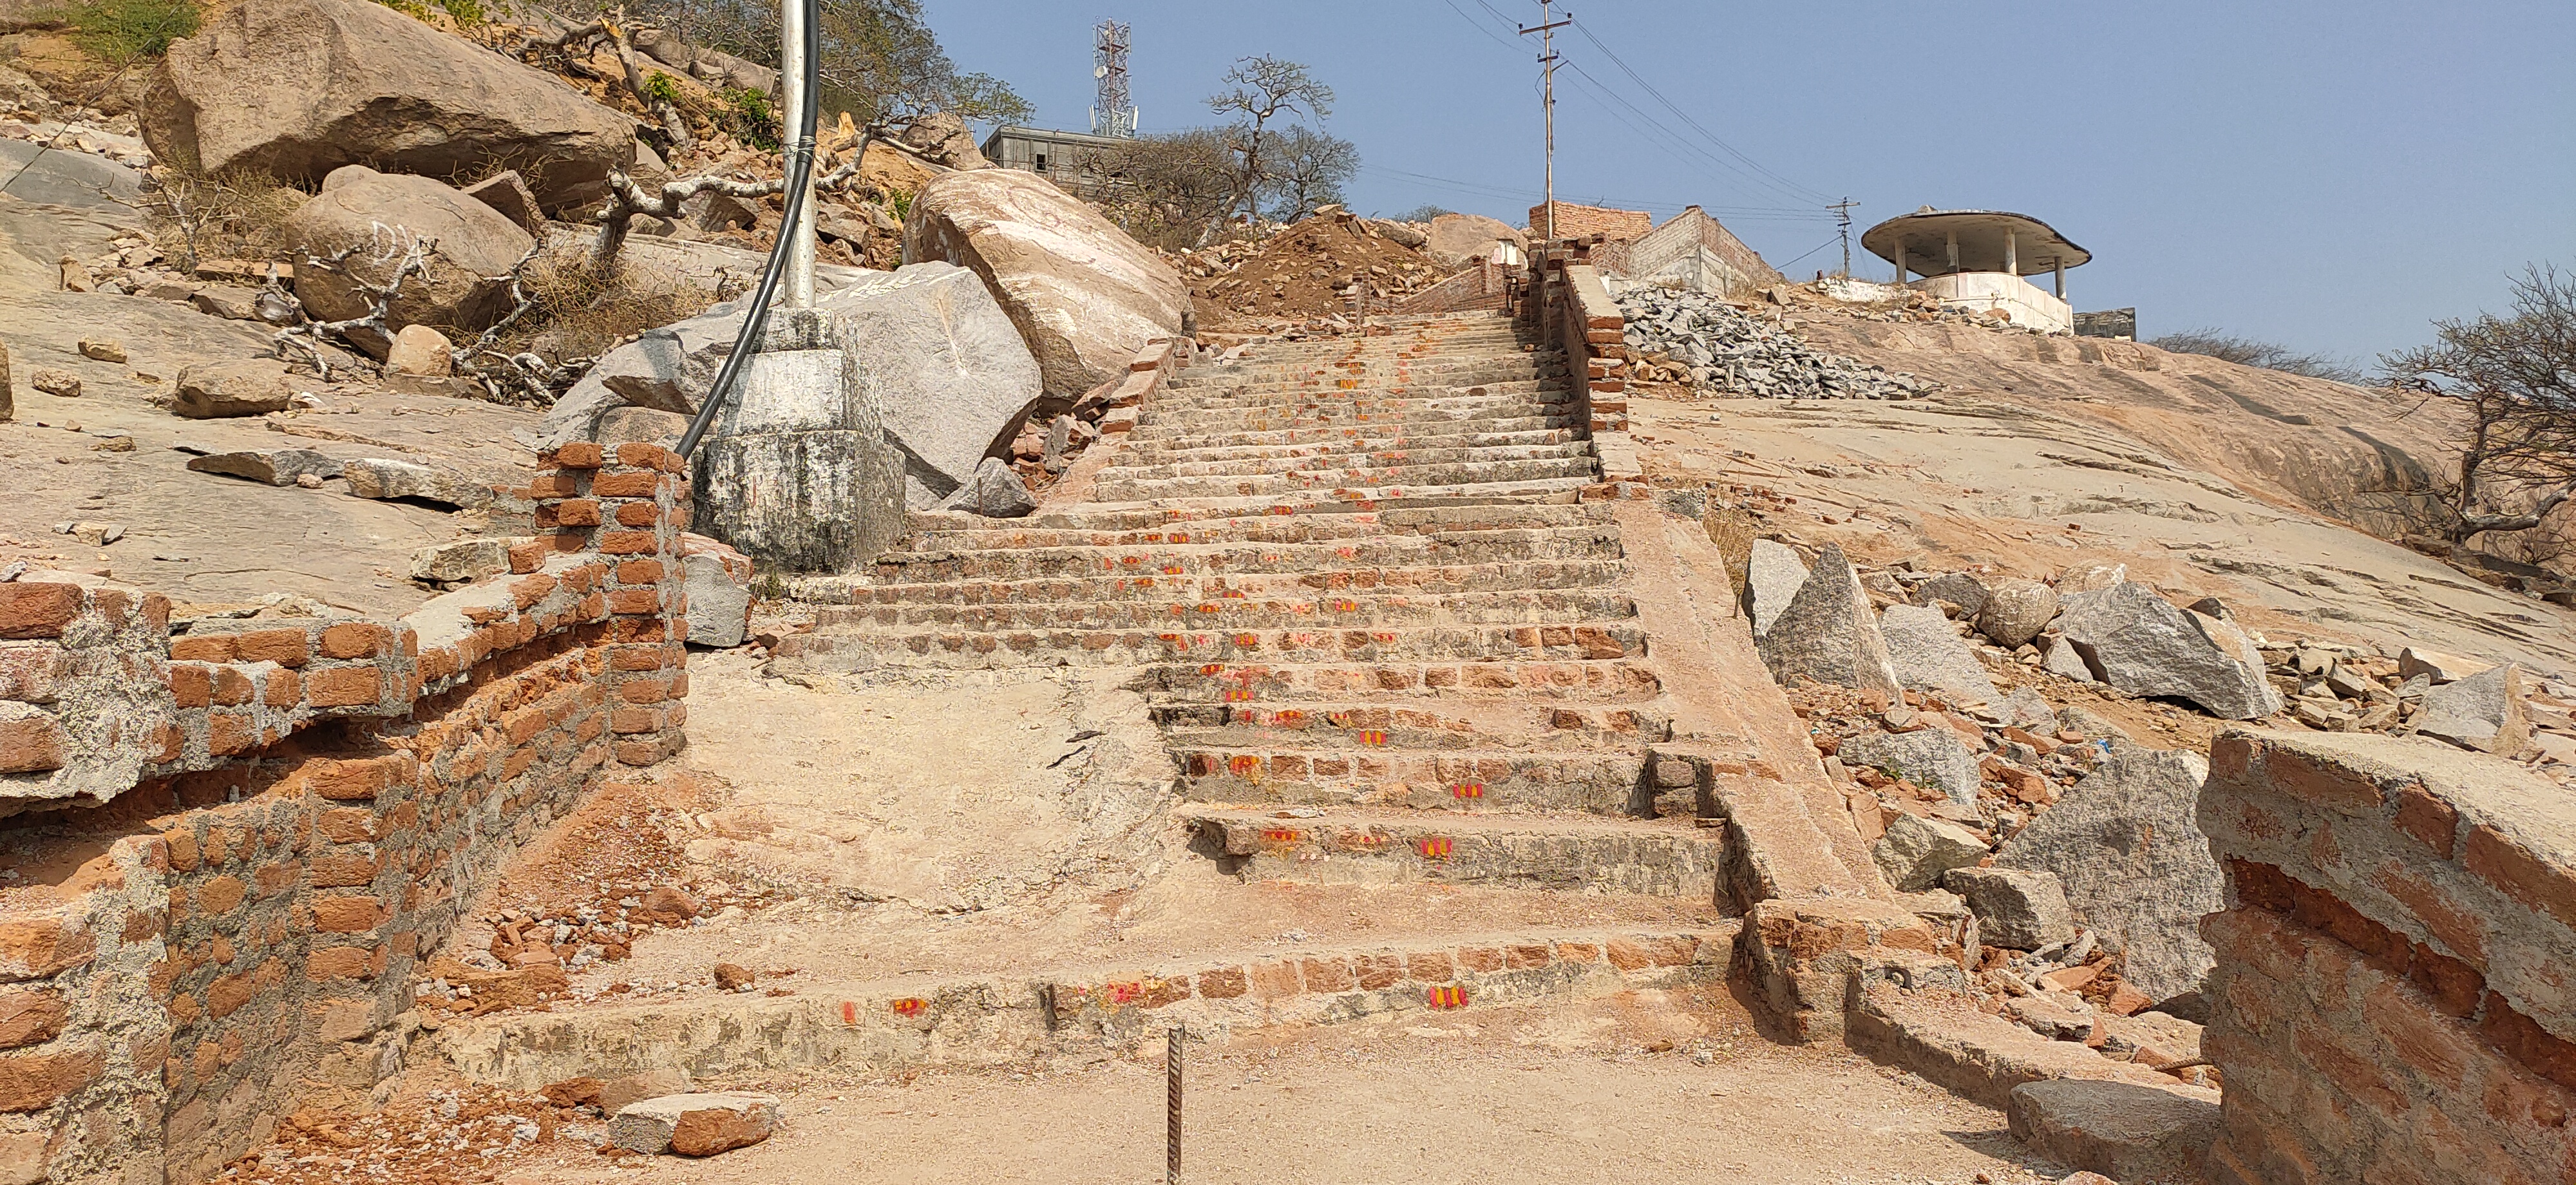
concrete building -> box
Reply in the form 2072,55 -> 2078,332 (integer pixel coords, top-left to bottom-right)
1862,208 -> 2090,334
978,125 -> 1134,200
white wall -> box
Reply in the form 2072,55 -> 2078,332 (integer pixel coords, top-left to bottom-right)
1910,272 -> 2072,334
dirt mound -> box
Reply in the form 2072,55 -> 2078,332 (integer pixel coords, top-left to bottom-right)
1186,212 -> 1446,329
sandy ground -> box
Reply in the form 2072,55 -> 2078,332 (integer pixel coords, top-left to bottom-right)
504,991 -> 2069,1185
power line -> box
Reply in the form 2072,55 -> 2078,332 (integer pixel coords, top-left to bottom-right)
1567,21 -> 1833,205
1358,166 -> 1833,221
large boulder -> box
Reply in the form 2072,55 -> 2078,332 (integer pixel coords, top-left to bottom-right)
141,0 -> 636,211
1871,814 -> 1988,893
1757,544 -> 1899,696
896,110 -> 991,171
2412,663 -> 2530,755
1944,867 -> 2077,951
1423,213 -> 1526,267
283,167 -> 536,354
1976,577 -> 2060,649
1995,748 -> 2221,1005
904,167 -> 1188,398
819,263 -> 1042,504
1840,726 -> 1981,806
2054,582 -> 2281,719
1745,538 -> 1808,636
1879,603 -> 2002,706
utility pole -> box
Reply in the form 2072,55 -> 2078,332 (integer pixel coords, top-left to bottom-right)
1829,197 -> 1857,278
1520,2 -> 1571,242
779,0 -> 814,307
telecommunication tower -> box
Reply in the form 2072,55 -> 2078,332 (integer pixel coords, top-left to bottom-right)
1090,21 -> 1139,138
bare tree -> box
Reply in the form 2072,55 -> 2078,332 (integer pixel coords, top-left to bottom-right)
1094,129 -> 1236,252
2149,328 -> 2365,384
2383,264 -> 2576,544
1206,55 -> 1333,221
1262,124 -> 1359,222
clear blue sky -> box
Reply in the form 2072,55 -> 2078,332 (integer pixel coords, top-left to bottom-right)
930,1 -> 2574,367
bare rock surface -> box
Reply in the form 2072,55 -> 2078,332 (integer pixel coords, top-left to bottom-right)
820,263 -> 1041,504
141,0 -> 635,209
1996,748 -> 2219,1005
1871,813 -> 1988,891
1841,726 -> 1981,806
2412,663 -> 2530,755
1943,867 -> 2077,951
1745,538 -> 1808,635
2007,1079 -> 2220,1184
1423,212 -> 1526,267
904,167 -> 1188,397
608,1092 -> 781,1156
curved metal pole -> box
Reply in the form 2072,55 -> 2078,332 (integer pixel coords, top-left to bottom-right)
674,0 -> 822,460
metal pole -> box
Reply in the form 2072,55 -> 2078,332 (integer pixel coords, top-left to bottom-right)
1166,1027 -> 1183,1185
779,0 -> 815,308
1520,3 -> 1568,242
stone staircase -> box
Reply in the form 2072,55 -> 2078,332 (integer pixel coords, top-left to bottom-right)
774,312 -> 1757,910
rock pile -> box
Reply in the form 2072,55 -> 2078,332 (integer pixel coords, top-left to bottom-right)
1185,209 -> 1446,327
1616,285 -> 1935,399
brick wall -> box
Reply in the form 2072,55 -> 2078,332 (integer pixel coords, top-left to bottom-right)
2198,730 -> 2576,1185
1517,247 -> 1627,436
1528,202 -> 1653,243
0,443 -> 692,1183
1395,256 -> 1518,316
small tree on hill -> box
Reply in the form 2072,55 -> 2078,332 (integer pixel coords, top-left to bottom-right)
1262,124 -> 1358,222
1206,54 -> 1332,221
2382,264 -> 2576,545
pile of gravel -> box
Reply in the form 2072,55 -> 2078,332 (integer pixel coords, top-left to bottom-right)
1617,286 -> 1935,401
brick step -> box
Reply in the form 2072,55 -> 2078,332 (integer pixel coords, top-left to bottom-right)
1123,413 -> 1582,452
1102,441 -> 1592,483
1179,808 -> 1725,900
1155,698 -> 1669,752
1142,656 -> 1663,703
1079,475 -> 1598,515
814,588 -> 1640,633
1138,390 -> 1577,427
1173,746 -> 1648,815
864,525 -> 1622,583
768,621 -> 1650,672
1115,426 -> 1580,465
1155,375 -> 1566,403
789,558 -> 1633,610
898,502 -> 1615,551
1092,457 -> 1601,503
430,923 -> 1734,1090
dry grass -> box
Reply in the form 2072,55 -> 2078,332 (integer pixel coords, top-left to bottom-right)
488,244 -> 723,366
142,167 -> 309,270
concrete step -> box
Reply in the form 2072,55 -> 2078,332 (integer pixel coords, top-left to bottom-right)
428,922 -> 1736,1090
1150,697 -> 1671,749
864,525 -> 1622,583
814,588 -> 1640,633
898,502 -> 1615,551
769,620 -> 1649,672
1124,413 -> 1582,452
1092,457 -> 1602,504
1114,426 -> 1580,465
790,558 -> 1633,611
1079,475 -> 1599,515
1142,656 -> 1663,703
1179,808 -> 1725,900
1173,746 -> 1648,814
1099,441 -> 1595,484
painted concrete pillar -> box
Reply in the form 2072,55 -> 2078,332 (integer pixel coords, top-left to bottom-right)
1894,247 -> 1908,285
2005,231 -> 2018,274
2053,258 -> 2066,300
1945,230 -> 1958,272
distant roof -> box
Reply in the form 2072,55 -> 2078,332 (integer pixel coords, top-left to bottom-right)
980,125 -> 1142,153
1861,208 -> 2090,276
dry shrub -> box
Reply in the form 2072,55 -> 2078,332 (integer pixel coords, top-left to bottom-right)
143,167 -> 309,270
490,245 -> 724,367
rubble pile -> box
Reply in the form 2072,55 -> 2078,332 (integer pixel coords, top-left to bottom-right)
1187,208 -> 1446,328
1616,285 -> 1936,399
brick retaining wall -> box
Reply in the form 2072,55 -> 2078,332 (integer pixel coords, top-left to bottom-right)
2198,730 -> 2576,1184
0,444 -> 691,1182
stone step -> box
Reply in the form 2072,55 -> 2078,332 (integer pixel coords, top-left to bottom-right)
1123,413 -> 1582,452
1142,656 -> 1663,703
1150,699 -> 1669,746
791,558 -> 1633,611
1173,746 -> 1648,815
1138,390 -> 1577,428
898,502 -> 1615,551
813,588 -> 1640,633
1153,375 -> 1567,405
865,525 -> 1622,583
1092,457 -> 1602,503
1114,426 -> 1580,465
769,620 -> 1650,672
1179,808 -> 1725,900
429,923 -> 1736,1090
1079,475 -> 1598,515
1099,441 -> 1595,484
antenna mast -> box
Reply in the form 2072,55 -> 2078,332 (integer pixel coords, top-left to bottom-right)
1092,20 -> 1138,138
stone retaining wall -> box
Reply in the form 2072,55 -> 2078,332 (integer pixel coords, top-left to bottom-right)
1517,247 -> 1627,436
2198,730 -> 2576,1185
0,443 -> 691,1183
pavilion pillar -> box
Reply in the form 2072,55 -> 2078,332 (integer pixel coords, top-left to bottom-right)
2005,232 -> 2018,275
1945,230 -> 1958,272
2053,258 -> 2066,300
